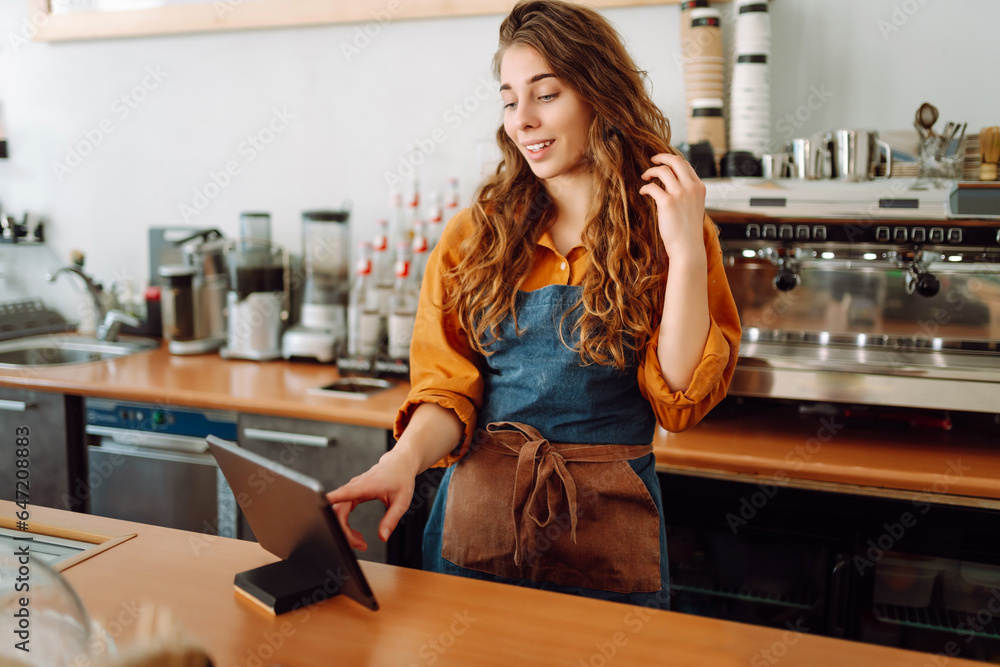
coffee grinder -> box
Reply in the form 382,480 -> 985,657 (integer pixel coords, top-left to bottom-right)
220,212 -> 289,361
157,228 -> 228,355
282,207 -> 351,363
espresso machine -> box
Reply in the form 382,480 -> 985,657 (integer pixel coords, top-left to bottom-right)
220,213 -> 289,361
707,178 -> 1000,415
281,208 -> 351,363
157,229 -> 228,355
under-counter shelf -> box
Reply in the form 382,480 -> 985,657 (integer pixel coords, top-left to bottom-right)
874,604 -> 1000,641
672,570 -> 823,610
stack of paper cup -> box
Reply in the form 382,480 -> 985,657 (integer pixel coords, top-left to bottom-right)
684,7 -> 727,163
680,0 -> 709,49
688,98 -> 726,161
729,0 -> 771,156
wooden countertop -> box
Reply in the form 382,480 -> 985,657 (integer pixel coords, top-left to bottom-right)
2,343 -> 998,502
9,502 -> 977,667
0,339 -> 409,429
654,400 -> 1000,504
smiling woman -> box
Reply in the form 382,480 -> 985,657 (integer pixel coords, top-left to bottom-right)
499,47 -> 594,186
327,0 -> 741,609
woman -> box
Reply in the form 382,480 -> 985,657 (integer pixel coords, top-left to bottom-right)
328,0 -> 741,609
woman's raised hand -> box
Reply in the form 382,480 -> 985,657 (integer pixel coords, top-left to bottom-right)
326,447 -> 420,551
639,153 -> 707,265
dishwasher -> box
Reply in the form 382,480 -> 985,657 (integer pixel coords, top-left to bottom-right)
83,397 -> 240,537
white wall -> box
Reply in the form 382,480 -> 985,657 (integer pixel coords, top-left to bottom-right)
0,0 -> 997,321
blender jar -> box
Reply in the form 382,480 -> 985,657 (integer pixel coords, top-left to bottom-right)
300,209 -> 351,330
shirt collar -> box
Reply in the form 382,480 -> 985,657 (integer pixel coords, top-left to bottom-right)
537,229 -> 587,260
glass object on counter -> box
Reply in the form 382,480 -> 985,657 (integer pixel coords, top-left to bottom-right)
425,190 -> 444,253
372,218 -> 393,319
300,209 -> 351,327
239,211 -> 271,244
411,220 -> 429,285
0,554 -> 115,665
444,177 -> 461,215
388,241 -> 418,362
158,265 -> 196,343
913,130 -> 966,190
347,241 -> 380,359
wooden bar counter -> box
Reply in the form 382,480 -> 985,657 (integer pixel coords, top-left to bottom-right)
3,502 -> 978,666
1,342 -> 998,504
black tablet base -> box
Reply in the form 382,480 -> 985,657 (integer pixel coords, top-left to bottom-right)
234,559 -> 340,615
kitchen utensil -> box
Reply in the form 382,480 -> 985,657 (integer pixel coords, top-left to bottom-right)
914,121 -> 966,188
916,102 -> 939,137
786,135 -> 828,180
720,151 -> 762,177
761,153 -> 788,179
159,265 -> 205,354
978,126 -> 998,180
685,141 -> 718,178
941,121 -> 954,144
826,129 -> 892,181
176,228 -> 228,348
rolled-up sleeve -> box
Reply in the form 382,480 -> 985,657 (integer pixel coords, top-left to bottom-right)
394,209 -> 483,467
638,214 -> 741,432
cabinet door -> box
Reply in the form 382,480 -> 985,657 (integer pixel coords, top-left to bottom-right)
238,414 -> 392,563
0,387 -> 84,510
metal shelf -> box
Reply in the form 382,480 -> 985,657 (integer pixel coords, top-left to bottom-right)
874,604 -> 1000,640
672,571 -> 821,610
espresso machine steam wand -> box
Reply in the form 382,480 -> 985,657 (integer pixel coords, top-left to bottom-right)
895,250 -> 942,298
761,246 -> 802,292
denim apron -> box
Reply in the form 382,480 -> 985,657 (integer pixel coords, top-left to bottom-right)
423,284 -> 670,609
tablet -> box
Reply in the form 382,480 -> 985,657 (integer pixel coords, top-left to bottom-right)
207,435 -> 378,612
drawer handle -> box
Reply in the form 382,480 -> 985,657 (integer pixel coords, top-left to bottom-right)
243,428 -> 333,448
0,399 -> 34,412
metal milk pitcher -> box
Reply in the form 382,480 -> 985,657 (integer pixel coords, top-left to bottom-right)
785,135 -> 829,180
828,129 -> 892,181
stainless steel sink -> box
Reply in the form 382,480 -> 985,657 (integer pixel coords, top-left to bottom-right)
0,334 -> 159,368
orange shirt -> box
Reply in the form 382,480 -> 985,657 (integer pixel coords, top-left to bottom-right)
394,208 -> 741,467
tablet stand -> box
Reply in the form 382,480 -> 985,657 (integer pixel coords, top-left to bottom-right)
234,558 -> 341,615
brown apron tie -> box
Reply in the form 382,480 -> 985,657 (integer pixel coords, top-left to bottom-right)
481,422 -> 654,568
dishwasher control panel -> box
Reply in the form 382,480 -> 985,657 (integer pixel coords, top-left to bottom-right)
85,398 -> 238,440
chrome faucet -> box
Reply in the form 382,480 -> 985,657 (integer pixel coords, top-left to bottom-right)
46,266 -> 141,341
46,265 -> 105,320
96,310 -> 139,342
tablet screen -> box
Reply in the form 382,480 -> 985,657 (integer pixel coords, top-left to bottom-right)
207,435 -> 378,611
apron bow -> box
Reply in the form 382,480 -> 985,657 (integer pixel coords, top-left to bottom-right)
487,422 -> 580,567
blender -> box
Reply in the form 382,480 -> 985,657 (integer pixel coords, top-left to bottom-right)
220,213 -> 289,361
282,208 -> 351,363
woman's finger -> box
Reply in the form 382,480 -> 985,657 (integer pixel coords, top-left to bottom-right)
332,500 -> 368,550
650,154 -> 700,191
377,493 -> 412,542
326,478 -> 371,505
639,182 -> 670,207
641,165 -> 683,196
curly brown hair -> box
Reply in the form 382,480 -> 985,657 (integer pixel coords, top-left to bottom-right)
444,0 -> 676,369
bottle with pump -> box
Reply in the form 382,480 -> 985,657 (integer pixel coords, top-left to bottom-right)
347,241 -> 381,360
388,241 -> 418,363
